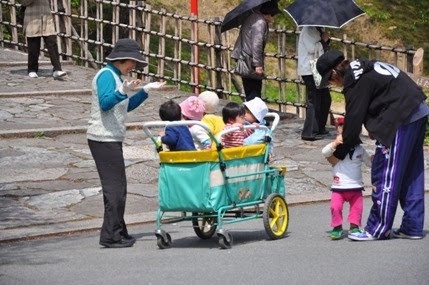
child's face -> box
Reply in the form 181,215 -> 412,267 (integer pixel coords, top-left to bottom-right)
244,110 -> 257,123
233,114 -> 246,124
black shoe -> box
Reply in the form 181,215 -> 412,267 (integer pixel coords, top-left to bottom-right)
100,238 -> 135,248
301,135 -> 323,141
122,234 -> 136,243
318,130 -> 330,135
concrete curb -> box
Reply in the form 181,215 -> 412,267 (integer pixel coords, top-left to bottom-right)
0,89 -> 92,97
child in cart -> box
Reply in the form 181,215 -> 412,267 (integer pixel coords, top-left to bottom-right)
198,91 -> 225,136
322,116 -> 371,240
179,96 -> 212,150
158,99 -> 196,151
221,102 -> 258,147
243,97 -> 269,145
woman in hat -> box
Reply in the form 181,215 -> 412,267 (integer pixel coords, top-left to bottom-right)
87,38 -> 165,248
231,0 -> 281,101
317,49 -> 429,241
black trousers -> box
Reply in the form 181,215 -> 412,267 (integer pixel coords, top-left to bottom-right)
242,77 -> 263,101
301,75 -> 332,137
27,35 -> 62,73
88,139 -> 129,243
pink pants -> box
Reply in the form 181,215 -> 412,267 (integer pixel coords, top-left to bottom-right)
330,190 -> 363,228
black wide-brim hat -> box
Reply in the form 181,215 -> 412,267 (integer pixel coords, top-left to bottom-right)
316,50 -> 345,83
106,38 -> 148,67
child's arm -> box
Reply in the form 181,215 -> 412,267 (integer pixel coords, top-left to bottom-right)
322,134 -> 342,157
192,125 -> 212,149
161,127 -> 178,148
322,135 -> 342,166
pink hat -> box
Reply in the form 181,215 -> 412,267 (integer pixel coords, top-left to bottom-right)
179,96 -> 205,120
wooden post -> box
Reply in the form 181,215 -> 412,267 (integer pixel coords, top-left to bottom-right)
413,48 -> 424,76
157,9 -> 167,79
9,0 -> 19,50
142,4 -> 152,77
214,18 -> 224,99
173,17 -> 182,89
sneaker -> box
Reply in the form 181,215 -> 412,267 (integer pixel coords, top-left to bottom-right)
348,230 -> 376,241
349,227 -> 362,235
53,70 -> 66,78
330,227 -> 343,240
391,229 -> 423,240
28,72 -> 38,78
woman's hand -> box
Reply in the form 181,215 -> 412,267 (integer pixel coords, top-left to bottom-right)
255,66 -> 263,75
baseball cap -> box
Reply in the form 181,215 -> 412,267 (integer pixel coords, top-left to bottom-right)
316,50 -> 345,83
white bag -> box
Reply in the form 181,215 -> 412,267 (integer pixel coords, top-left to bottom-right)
310,43 -> 326,89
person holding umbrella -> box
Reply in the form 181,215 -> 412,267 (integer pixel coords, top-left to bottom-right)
284,0 -> 366,141
316,49 -> 429,241
229,0 -> 281,101
298,26 -> 332,141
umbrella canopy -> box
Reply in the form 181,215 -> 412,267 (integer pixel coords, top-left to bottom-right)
284,0 -> 365,28
221,0 -> 271,33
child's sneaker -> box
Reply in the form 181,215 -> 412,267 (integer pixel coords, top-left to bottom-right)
348,230 -> 376,241
349,227 -> 362,235
330,227 -> 343,240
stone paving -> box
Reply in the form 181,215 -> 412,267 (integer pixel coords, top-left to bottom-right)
0,47 -> 428,242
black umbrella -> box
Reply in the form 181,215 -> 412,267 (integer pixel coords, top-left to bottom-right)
221,0 -> 271,33
284,0 -> 365,28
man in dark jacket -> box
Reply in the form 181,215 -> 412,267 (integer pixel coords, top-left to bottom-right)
317,49 -> 429,241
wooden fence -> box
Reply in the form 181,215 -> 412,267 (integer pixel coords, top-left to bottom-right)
0,0 -> 424,114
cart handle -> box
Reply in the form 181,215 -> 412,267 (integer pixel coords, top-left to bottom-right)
215,112 -> 280,142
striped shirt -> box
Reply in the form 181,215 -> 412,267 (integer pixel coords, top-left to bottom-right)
221,123 -> 254,148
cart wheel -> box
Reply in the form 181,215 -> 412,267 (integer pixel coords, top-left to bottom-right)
192,212 -> 217,239
155,230 -> 172,249
218,231 -> 233,249
263,193 -> 289,239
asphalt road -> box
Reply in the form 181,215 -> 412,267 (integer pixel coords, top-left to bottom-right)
1,196 -> 428,285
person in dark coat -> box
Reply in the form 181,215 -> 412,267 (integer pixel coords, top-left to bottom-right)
317,49 -> 429,241
231,0 -> 280,101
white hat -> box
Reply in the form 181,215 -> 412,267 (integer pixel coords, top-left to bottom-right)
244,97 -> 268,123
198,91 -> 219,114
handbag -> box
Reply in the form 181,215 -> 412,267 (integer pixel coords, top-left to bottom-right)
233,50 -> 264,80
310,39 -> 329,89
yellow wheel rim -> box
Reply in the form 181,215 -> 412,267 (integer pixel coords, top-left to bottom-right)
268,196 -> 288,236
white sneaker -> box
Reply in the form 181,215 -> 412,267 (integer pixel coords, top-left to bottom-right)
28,72 -> 38,78
348,230 -> 376,241
53,70 -> 66,78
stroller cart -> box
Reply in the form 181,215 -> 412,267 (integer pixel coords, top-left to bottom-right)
142,112 -> 288,249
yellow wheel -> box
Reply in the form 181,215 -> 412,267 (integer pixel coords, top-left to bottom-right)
263,193 -> 289,239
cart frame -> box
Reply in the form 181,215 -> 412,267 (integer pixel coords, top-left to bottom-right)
142,112 -> 289,249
